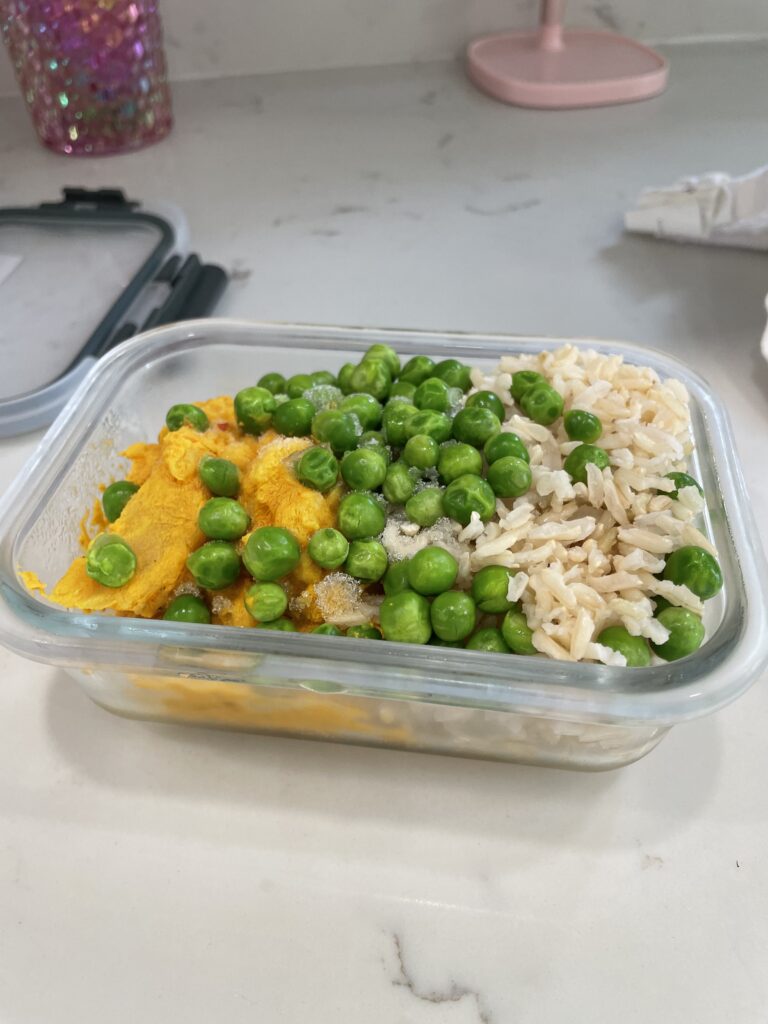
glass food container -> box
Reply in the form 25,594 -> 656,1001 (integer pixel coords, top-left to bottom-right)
0,321 -> 765,771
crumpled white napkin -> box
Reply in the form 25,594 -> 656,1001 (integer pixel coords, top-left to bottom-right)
624,165 -> 768,359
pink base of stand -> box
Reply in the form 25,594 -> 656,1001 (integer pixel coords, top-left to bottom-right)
467,29 -> 668,109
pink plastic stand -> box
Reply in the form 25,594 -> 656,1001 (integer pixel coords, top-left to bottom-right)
467,0 -> 668,109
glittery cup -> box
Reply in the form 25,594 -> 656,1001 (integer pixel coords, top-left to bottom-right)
1,0 -> 172,156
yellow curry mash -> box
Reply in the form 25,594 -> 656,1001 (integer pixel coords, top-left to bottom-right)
42,394 -> 341,626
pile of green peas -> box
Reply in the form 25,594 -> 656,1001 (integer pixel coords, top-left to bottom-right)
100,346 -> 721,667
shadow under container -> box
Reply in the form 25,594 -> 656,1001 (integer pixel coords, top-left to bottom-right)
0,321 -> 765,770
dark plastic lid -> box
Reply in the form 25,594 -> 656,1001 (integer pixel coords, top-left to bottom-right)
0,188 -> 227,437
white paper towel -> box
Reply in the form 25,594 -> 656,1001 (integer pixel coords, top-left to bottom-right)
625,165 -> 768,360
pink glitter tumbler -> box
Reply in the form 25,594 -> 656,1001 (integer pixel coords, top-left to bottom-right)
1,0 -> 172,155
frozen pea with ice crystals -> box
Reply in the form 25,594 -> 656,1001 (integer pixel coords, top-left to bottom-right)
296,446 -> 339,492
430,591 -> 476,641
405,487 -> 444,527
403,434 -> 439,470
341,447 -> 388,490
273,397 -> 315,437
308,527 -> 349,569
382,461 -> 416,504
344,539 -> 388,581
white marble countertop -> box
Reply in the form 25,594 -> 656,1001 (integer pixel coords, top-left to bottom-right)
1,40 -> 768,1023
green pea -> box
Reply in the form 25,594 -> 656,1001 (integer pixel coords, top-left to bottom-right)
379,591 -> 432,644
429,637 -> 464,648
452,406 -> 501,448
305,383 -> 344,412
437,442 -> 483,484
308,527 -> 349,569
234,386 -> 276,435
484,432 -> 529,465
337,363 -> 356,395
363,343 -> 400,378
296,446 -> 339,492
382,402 -> 417,447
349,359 -> 391,401
487,455 -> 532,499
390,380 -> 417,401
500,610 -> 537,655
198,456 -> 240,497
346,623 -> 383,640
466,628 -> 510,653
311,409 -> 358,453
198,497 -> 250,541
163,595 -> 211,624
243,526 -> 301,581
86,533 -> 137,588
597,626 -> 651,667
383,559 -> 411,596
257,617 -> 296,632
430,590 -> 477,641
520,384 -> 564,425
313,623 -> 343,635
472,565 -> 517,614
244,582 -> 288,623
407,545 -> 458,595
443,473 -> 496,526
340,393 -> 383,430
399,355 -> 435,386
510,370 -> 546,404
465,390 -> 505,421
286,373 -> 313,399
358,429 -> 387,449
166,403 -> 209,433
486,442 -> 523,488
341,447 -> 388,490
102,480 -> 139,523
413,376 -> 451,413
665,472 -> 703,501
257,372 -> 286,395
564,409 -> 602,443
345,539 -> 388,581
186,540 -> 241,590
273,397 -> 315,437
403,434 -> 439,470
309,370 -> 338,388
337,491 -> 386,540
564,443 -> 610,484
433,358 -> 471,392
405,487 -> 445,527
651,607 -> 705,661
653,596 -> 673,615
662,545 -> 723,601
404,409 -> 452,444
382,461 -> 416,504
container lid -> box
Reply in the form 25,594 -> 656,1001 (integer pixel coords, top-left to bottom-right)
0,188 -> 227,437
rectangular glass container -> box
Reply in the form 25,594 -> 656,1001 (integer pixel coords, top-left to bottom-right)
0,320 -> 765,770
